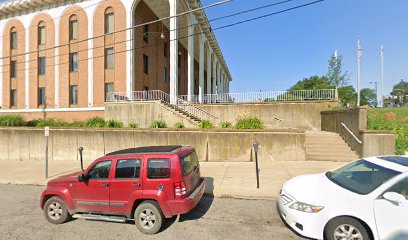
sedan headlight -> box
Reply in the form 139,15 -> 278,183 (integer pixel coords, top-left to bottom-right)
289,202 -> 324,213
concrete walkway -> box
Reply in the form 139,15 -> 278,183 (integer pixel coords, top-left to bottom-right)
0,160 -> 344,200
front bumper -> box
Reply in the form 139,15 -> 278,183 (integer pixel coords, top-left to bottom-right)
278,189 -> 327,240
167,178 -> 205,216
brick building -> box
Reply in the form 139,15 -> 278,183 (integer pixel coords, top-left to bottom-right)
0,0 -> 232,120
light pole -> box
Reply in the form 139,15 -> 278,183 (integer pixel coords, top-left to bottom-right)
369,81 -> 378,107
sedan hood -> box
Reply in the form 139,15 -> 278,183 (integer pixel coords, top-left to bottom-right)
283,173 -> 356,206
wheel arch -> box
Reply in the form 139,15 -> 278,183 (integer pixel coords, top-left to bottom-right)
323,215 -> 375,240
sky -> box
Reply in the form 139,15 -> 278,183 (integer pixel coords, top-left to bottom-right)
202,0 -> 408,95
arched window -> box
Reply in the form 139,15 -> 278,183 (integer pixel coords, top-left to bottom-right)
38,21 -> 46,45
104,7 -> 114,34
10,27 -> 17,49
69,15 -> 78,41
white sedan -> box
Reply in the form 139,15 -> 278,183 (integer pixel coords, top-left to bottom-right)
278,156 -> 408,240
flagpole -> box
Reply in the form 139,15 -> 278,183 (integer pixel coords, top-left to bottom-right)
380,46 -> 384,108
357,39 -> 361,107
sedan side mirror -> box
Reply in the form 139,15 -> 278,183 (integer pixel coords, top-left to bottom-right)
383,192 -> 406,205
78,174 -> 87,183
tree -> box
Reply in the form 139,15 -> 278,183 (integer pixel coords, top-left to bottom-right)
391,80 -> 408,104
338,85 -> 356,106
360,88 -> 377,106
326,53 -> 350,89
289,75 -> 333,91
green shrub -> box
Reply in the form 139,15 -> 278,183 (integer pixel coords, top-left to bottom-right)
36,118 -> 69,127
105,119 -> 124,128
235,116 -> 264,129
173,122 -> 185,128
69,120 -> 86,127
151,120 -> 167,128
128,122 -> 140,128
220,121 -> 232,128
26,119 -> 41,127
85,117 -> 106,128
199,120 -> 214,129
0,115 -> 25,126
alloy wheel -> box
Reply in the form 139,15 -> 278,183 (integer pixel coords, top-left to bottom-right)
47,202 -> 63,221
139,209 -> 156,230
334,224 -> 364,240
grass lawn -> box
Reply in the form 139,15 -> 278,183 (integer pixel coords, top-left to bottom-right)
368,108 -> 408,155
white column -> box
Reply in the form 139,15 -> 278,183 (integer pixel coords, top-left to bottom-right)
206,49 -> 212,97
187,15 -> 195,102
212,58 -> 217,95
88,21 -> 94,107
25,27 -> 29,109
217,62 -> 221,94
198,34 -> 205,104
54,18 -> 60,108
169,0 -> 178,104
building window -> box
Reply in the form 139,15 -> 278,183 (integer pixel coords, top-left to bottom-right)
38,87 -> 46,106
70,52 -> 78,72
10,89 -> 17,107
38,22 -> 46,45
164,42 -> 167,58
105,83 -> 114,102
38,57 -> 46,75
10,60 -> 17,78
10,28 -> 17,49
105,8 -> 114,34
105,48 -> 114,69
69,85 -> 78,105
143,54 -> 148,74
69,15 -> 78,41
164,66 -> 167,83
143,22 -> 148,43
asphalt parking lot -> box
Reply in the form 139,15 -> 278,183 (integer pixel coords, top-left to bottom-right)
0,184 -> 303,240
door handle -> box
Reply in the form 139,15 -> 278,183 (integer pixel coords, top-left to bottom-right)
101,183 -> 109,187
132,183 -> 141,187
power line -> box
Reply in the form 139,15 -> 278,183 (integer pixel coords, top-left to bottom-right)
0,0 -> 234,60
0,0 -> 299,68
0,0 -> 325,75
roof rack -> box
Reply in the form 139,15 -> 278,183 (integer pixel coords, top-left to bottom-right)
106,145 -> 183,156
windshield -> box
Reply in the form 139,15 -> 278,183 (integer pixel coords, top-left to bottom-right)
327,160 -> 400,195
179,151 -> 199,176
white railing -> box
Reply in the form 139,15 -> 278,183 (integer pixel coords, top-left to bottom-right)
340,123 -> 362,144
178,89 -> 338,104
106,90 -> 218,122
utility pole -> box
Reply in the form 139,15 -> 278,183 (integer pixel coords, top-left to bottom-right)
370,81 -> 378,107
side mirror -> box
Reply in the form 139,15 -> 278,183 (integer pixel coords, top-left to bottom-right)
78,174 -> 87,183
383,192 -> 406,205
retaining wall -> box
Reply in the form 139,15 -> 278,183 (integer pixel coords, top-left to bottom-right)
0,128 -> 306,163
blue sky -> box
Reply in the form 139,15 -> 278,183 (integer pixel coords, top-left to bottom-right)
203,0 -> 408,95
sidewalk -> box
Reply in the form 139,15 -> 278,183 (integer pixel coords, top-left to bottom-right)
0,160 -> 344,200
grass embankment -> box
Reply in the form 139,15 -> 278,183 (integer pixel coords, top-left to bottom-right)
367,108 -> 408,155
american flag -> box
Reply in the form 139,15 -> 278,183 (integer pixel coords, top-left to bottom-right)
358,39 -> 363,60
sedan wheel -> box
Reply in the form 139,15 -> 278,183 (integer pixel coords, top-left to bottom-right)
334,224 -> 363,240
325,217 -> 371,240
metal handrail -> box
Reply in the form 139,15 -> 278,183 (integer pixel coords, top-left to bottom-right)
341,123 -> 362,144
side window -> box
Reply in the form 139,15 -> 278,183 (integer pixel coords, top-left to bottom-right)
115,159 -> 141,179
88,161 -> 112,180
148,159 -> 170,179
388,177 -> 408,199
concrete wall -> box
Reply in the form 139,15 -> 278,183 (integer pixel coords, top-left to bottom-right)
0,128 -> 306,163
321,108 -> 396,157
106,101 -> 338,130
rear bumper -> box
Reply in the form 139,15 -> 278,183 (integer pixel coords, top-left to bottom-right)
166,178 -> 205,217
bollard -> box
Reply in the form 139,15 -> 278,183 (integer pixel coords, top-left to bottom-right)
253,140 -> 260,189
78,147 -> 84,171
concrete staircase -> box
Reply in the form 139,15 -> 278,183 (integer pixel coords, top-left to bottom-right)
306,131 -> 359,162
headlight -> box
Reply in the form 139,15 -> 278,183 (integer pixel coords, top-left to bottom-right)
289,202 -> 324,213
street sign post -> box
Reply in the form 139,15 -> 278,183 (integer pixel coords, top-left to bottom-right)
253,140 -> 260,189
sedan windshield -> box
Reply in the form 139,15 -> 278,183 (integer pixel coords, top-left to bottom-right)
327,160 -> 400,195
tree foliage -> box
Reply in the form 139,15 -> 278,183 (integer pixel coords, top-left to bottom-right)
391,80 -> 408,104
327,53 -> 350,88
360,88 -> 377,106
289,75 -> 334,91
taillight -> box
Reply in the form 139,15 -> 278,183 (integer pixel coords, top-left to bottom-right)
174,181 -> 187,199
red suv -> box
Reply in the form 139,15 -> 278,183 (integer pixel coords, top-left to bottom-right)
40,146 -> 205,234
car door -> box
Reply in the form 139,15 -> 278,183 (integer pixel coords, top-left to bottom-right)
374,176 -> 408,240
73,160 -> 112,213
109,158 -> 143,214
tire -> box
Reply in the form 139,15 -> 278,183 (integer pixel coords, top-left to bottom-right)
325,217 -> 371,240
134,200 -> 164,235
43,196 -> 71,224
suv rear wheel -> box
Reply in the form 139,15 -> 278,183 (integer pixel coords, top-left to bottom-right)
325,217 -> 371,240
43,196 -> 71,224
134,201 -> 164,234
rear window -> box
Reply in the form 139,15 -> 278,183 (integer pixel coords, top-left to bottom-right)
115,159 -> 141,179
148,159 -> 170,179
180,151 -> 199,176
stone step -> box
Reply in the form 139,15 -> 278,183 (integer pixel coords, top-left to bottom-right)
306,156 -> 357,162
305,145 -> 354,151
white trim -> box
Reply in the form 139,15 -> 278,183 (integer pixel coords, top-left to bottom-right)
187,14 -> 195,102
0,107 -> 105,113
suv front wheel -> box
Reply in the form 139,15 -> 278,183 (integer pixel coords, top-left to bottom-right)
134,201 -> 164,234
43,196 -> 71,224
